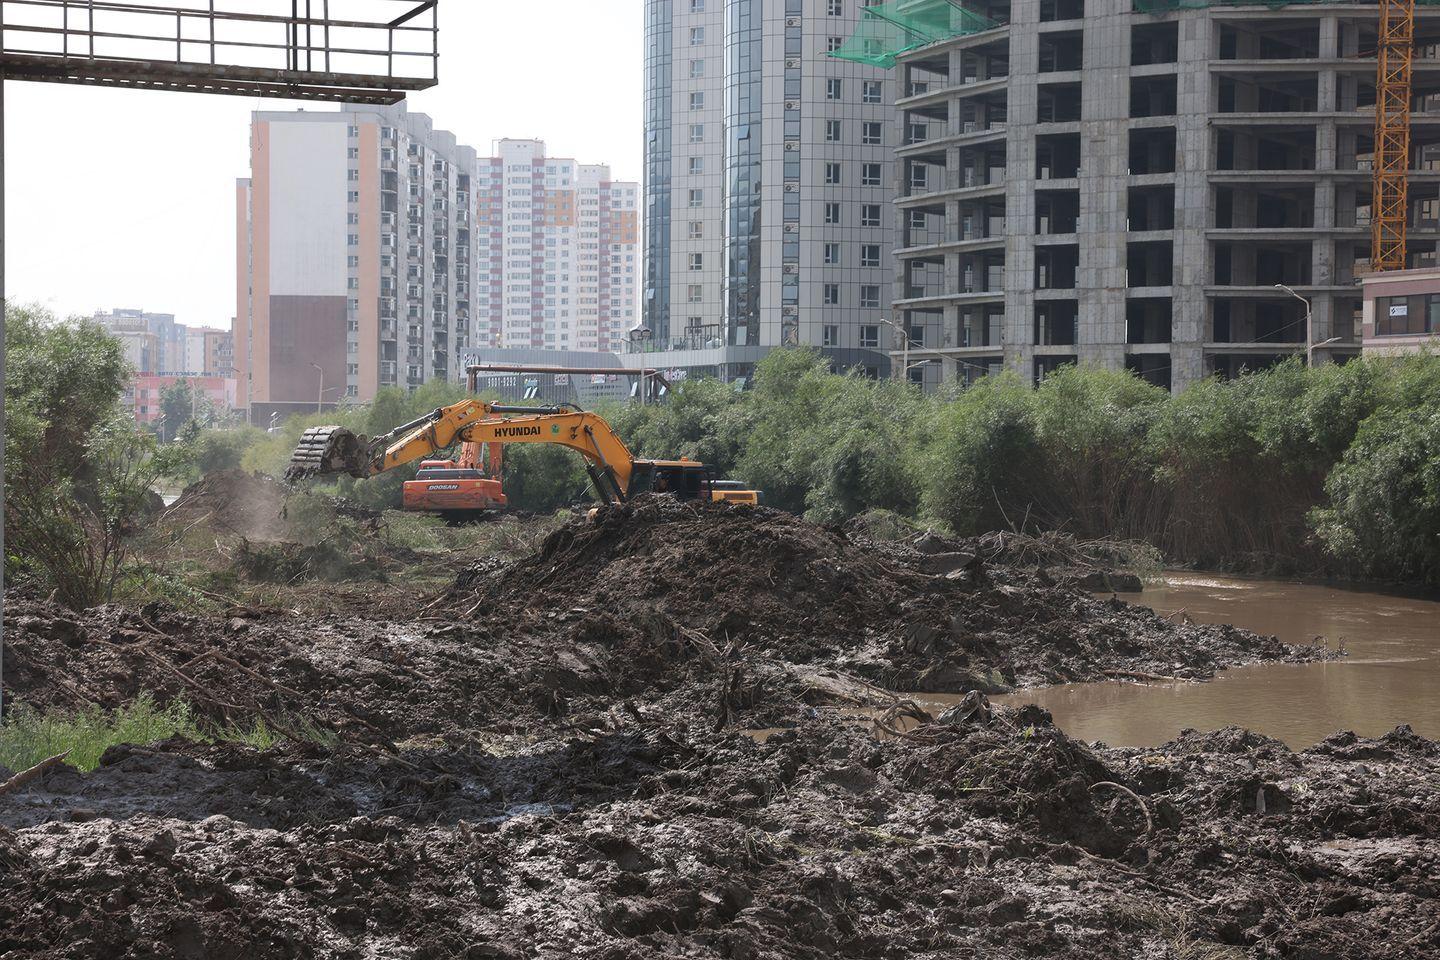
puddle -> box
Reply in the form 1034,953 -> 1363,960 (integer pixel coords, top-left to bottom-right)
992,573 -> 1440,749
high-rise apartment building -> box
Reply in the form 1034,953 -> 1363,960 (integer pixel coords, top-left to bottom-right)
476,140 -> 638,353
642,0 -> 896,380
884,0 -> 1415,391
237,104 -> 476,421
237,106 -> 637,422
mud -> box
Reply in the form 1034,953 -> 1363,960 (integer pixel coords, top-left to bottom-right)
3,499 -> 1428,959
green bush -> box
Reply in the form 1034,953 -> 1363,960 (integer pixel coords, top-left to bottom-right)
1312,404 -> 1440,584
3,304 -> 187,607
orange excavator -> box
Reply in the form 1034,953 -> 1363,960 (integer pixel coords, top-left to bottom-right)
288,400 -> 761,508
401,440 -> 507,521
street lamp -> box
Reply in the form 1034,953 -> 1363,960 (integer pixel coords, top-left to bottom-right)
310,362 -> 325,413
878,317 -> 945,383
1273,283 -> 1341,367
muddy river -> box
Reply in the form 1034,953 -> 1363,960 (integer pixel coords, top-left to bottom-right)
984,573 -> 1440,749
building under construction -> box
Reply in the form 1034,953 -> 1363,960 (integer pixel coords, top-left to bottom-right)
855,0 -> 1440,390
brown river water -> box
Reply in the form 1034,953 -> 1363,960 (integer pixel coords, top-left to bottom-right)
980,573 -> 1440,750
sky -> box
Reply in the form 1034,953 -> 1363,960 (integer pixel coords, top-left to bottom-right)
3,1 -> 643,330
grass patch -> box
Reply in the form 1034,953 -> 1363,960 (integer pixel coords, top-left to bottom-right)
0,694 -> 323,773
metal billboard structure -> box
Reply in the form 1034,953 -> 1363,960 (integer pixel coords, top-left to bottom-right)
0,0 -> 442,719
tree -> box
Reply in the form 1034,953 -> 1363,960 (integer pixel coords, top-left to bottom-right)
156,378 -> 215,442
4,304 -> 177,607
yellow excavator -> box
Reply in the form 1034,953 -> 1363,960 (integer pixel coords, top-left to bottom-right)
287,400 -> 761,507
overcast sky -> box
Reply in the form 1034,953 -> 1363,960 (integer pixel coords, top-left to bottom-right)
4,1 -> 643,329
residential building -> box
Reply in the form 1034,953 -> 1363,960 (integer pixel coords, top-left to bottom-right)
92,308 -> 181,375
640,0 -> 896,380
130,375 -> 237,429
883,0 -> 1431,390
475,139 -> 638,354
237,103 -> 476,424
237,106 -> 637,424
1361,266 -> 1440,354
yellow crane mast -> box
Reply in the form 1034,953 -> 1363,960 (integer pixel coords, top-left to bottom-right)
1373,0 -> 1416,272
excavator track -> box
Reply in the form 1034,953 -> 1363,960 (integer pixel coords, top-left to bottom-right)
287,426 -> 368,480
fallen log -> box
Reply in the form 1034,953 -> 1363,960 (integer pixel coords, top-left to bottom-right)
0,751 -> 71,797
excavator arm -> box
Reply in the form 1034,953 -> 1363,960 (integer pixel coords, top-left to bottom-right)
288,401 -> 641,503
454,410 -> 637,503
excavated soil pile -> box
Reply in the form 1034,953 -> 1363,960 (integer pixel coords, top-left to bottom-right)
2,705 -> 1436,959
455,497 -> 1328,690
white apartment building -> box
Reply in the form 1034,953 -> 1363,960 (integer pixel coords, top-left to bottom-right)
237,107 -> 635,423
642,0 -> 896,380
476,140 -> 638,354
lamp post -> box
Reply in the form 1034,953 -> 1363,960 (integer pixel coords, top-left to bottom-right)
1273,283 -> 1341,367
310,362 -> 324,413
879,317 -> 945,383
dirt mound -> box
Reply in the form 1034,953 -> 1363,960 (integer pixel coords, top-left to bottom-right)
2,708 -> 1437,960
454,497 -> 1330,690
161,469 -> 295,541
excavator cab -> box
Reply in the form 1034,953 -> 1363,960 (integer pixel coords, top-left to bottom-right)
630,460 -> 761,506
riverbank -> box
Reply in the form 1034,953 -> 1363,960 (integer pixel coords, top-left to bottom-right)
5,497 -> 1433,958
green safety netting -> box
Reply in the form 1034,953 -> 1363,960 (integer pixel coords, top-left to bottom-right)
828,0 -> 998,69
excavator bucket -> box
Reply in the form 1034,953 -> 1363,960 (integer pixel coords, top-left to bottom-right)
287,426 -> 370,480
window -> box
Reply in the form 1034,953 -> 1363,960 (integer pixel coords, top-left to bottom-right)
827,36 -> 844,53
690,59 -> 705,79
347,255 -> 360,268
860,244 -> 881,267
689,220 -> 704,239
822,324 -> 839,346
824,283 -> 841,306
828,0 -> 843,14
689,189 -> 704,207
690,92 -> 705,110
689,156 -> 705,175
825,162 -> 842,185
347,169 -> 359,182
690,0 -> 704,10
824,202 -> 842,224
347,124 -> 359,137
688,284 -> 703,303
689,253 -> 704,271
862,122 -> 883,145
860,323 -> 880,346
861,204 -> 882,227
863,80 -> 883,104
1375,294 -> 1440,335
348,190 -> 359,202
689,123 -> 705,143
826,78 -> 842,101
862,162 -> 882,186
909,122 -> 928,143
824,242 -> 841,265
690,26 -> 705,44
861,287 -> 882,309
347,234 -> 359,246
825,119 -> 842,142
